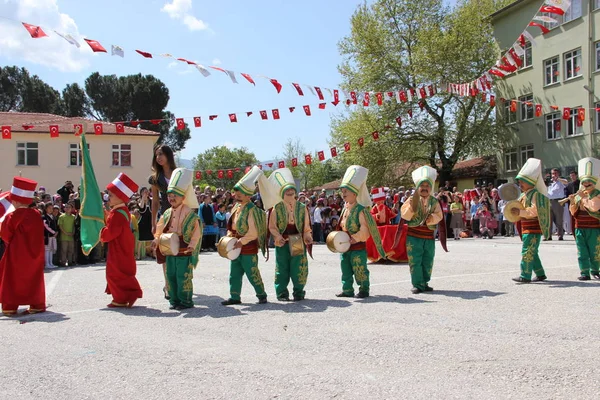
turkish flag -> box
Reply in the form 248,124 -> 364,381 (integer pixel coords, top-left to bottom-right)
194,117 -> 201,127
84,38 -> 107,53
375,92 -> 383,106
399,91 -> 407,103
270,79 -> 282,93
289,107 -> 295,113
130,120 -> 140,127
363,92 -> 370,107
22,124 -> 34,130
418,100 -> 425,110
49,124 -> 59,138
227,170 -> 233,179
305,154 -> 312,165
490,95 -> 496,108
578,108 -> 585,122
266,163 -> 274,168
481,93 -> 487,102
577,117 -> 583,127
409,88 -> 416,100
333,90 -> 340,105
372,131 -> 380,141
330,147 -> 338,157
419,87 -> 427,99
195,171 -> 202,180
116,122 -> 125,133
229,113 -> 238,123
408,109 -> 413,118
207,170 -> 213,175
315,87 -> 324,100
260,110 -> 268,120
73,124 -> 83,136
94,123 -> 103,135
1,126 -> 11,139
563,107 -> 571,120
244,167 -> 251,173
176,118 -> 185,130
218,170 -> 224,179
278,161 -> 285,168
292,83 -> 304,96
291,158 -> 298,167
303,105 -> 311,116
235,168 -> 241,172
317,151 -> 325,161
555,120 -> 561,131
535,104 -> 543,117
319,103 -> 326,109
396,117 -> 402,127
272,109 -> 280,120
241,73 -> 255,85
246,111 -> 253,117
428,85 -> 436,96
22,22 -> 48,38
358,138 -> 364,147
135,50 -> 153,58
344,142 -> 351,152
151,119 -> 162,125
209,115 -> 218,121
350,92 -> 357,104
510,100 -> 517,113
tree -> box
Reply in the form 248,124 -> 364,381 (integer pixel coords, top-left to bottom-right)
62,83 -> 90,117
192,146 -> 259,189
157,111 -> 191,153
334,0 -> 512,183
0,66 -> 27,111
0,66 -> 63,114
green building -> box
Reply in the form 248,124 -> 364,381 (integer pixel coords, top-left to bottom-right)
491,0 -> 600,181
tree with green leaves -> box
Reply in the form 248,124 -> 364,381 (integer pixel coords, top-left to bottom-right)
0,66 -> 63,114
333,0 -> 511,183
193,146 -> 259,189
62,83 -> 90,117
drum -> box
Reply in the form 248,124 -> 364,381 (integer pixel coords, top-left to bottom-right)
158,233 -> 180,256
326,231 -> 351,253
217,236 -> 242,260
498,183 -> 521,201
288,234 -> 304,257
503,200 -> 524,223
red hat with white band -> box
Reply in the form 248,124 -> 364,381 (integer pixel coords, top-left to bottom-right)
0,192 -> 11,218
9,177 -> 37,204
371,187 -> 386,202
107,173 -> 139,204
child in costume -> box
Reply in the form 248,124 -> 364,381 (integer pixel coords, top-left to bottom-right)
100,173 -> 143,308
370,187 -> 397,226
568,157 -> 600,281
153,168 -> 202,310
0,178 -> 46,316
221,166 -> 269,306
510,158 -> 551,283
336,165 -> 385,298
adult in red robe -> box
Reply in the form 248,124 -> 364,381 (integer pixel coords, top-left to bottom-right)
100,205 -> 143,307
371,202 -> 398,226
0,208 -> 46,315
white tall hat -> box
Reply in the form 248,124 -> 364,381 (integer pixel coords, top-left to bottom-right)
516,158 -> 548,196
167,168 -> 199,209
412,166 -> 437,189
256,167 -> 297,211
340,165 -> 371,208
578,157 -> 600,189
234,166 -> 263,196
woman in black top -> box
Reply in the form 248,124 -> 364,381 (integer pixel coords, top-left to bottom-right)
42,202 -> 58,269
137,187 -> 154,241
149,144 -> 176,299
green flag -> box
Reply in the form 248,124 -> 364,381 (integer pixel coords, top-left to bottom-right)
79,133 -> 105,255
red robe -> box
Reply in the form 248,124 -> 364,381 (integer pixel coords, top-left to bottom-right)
100,205 -> 143,305
370,203 -> 397,226
0,208 -> 46,311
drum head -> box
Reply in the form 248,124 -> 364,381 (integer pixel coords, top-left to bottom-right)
503,200 -> 524,223
326,231 -> 351,253
159,233 -> 179,256
498,183 -> 521,201
218,236 -> 241,260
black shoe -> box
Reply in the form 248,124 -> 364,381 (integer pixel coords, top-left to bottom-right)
577,275 -> 591,281
423,285 -> 434,292
592,273 -> 600,280
512,277 -> 531,283
292,295 -> 304,301
532,275 -> 547,282
546,237 -> 552,241
277,296 -> 290,302
411,287 -> 423,294
257,297 -> 268,304
221,299 -> 242,306
355,291 -> 369,298
163,287 -> 170,300
558,236 -> 563,241
335,292 -> 354,298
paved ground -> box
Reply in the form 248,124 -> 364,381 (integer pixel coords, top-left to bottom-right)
1,235 -> 599,399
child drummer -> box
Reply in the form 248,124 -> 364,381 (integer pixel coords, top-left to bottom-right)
153,168 -> 202,310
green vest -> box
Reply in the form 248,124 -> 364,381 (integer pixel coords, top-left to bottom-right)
575,188 -> 600,220
161,206 -> 204,268
519,189 -> 551,239
406,195 -> 439,230
232,202 -> 267,256
340,203 -> 386,259
274,201 -> 305,234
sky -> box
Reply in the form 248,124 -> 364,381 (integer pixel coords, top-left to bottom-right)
0,0 -> 456,163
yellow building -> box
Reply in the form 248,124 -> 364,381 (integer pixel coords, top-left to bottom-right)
0,112 -> 159,194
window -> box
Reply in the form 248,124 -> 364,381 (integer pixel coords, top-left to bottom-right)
16,142 -> 39,166
519,41 -> 532,69
520,144 -> 534,165
112,144 -> 131,167
595,0 -> 600,10
595,41 -> 600,72
564,48 -> 582,80
69,143 -> 89,166
519,94 -> 534,121
540,12 -> 560,30
596,103 -> 600,133
544,56 -> 560,86
546,112 -> 561,140
504,148 -> 518,172
503,100 -> 517,124
563,0 -> 582,23
566,108 -> 584,137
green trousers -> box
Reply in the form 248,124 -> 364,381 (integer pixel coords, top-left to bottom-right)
406,236 -> 435,291
166,256 -> 194,308
575,228 -> 600,277
229,254 -> 267,301
340,249 -> 369,295
520,233 -> 545,280
274,244 -> 308,299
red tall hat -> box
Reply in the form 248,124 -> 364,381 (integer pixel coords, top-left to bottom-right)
371,187 -> 386,202
9,177 -> 37,204
106,173 -> 139,204
0,192 -> 11,218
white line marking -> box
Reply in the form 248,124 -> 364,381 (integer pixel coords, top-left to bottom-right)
45,270 -> 64,297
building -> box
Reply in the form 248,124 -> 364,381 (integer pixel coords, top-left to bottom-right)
491,0 -> 600,180
0,112 -> 159,193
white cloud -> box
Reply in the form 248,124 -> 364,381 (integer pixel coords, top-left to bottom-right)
222,141 -> 235,149
211,58 -> 221,65
0,0 -> 92,72
161,0 -> 210,32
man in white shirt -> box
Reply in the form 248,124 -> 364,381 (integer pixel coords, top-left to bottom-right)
547,168 -> 567,240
